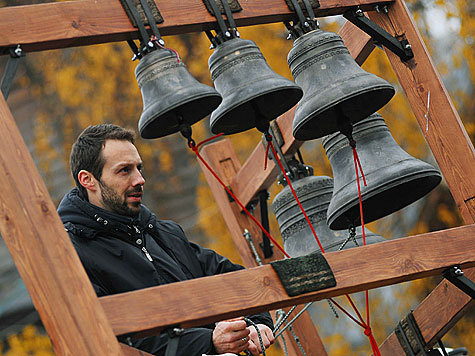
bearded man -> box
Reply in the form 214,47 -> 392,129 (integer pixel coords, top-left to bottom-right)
57,124 -> 274,356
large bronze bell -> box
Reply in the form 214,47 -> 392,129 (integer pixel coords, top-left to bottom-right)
272,168 -> 385,258
209,38 -> 303,134
288,29 -> 395,140
323,113 -> 442,230
136,49 -> 222,139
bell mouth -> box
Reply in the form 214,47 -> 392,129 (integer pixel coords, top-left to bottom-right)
210,85 -> 303,135
326,161 -> 442,230
139,94 -> 222,139
292,79 -> 395,140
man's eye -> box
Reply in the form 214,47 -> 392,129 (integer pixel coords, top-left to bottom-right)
120,167 -> 130,173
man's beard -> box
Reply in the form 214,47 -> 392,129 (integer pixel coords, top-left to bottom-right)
98,180 -> 142,217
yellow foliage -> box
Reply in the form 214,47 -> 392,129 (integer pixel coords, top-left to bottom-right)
0,325 -> 54,356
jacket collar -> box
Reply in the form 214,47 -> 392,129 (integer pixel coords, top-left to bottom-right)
58,187 -> 155,240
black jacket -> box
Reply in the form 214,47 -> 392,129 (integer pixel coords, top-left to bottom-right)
57,188 -> 273,355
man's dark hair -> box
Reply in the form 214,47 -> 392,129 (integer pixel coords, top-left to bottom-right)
70,124 -> 136,199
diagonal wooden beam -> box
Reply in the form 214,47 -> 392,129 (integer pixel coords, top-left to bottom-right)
368,1 -> 475,223
0,0 -> 389,54
0,92 -> 123,355
99,224 -> 475,337
379,267 -> 475,354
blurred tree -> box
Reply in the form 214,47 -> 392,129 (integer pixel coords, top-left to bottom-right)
0,0 -> 473,355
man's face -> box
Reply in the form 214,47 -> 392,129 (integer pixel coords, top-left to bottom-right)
94,139 -> 145,217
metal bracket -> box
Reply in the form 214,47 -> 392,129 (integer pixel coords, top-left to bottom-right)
1,45 -> 24,100
164,327 -> 184,356
442,266 -> 475,299
395,311 -> 448,355
257,190 -> 274,258
343,8 -> 414,62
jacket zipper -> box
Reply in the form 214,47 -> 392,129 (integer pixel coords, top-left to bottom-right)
142,246 -> 153,262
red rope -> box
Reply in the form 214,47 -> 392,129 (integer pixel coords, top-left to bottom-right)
189,136 -> 290,258
268,141 -> 326,254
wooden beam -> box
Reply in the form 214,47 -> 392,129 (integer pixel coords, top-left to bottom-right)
200,138 -> 328,355
368,1 -> 475,224
120,344 -> 154,356
100,224 -> 475,336
0,0 -> 389,54
0,96 -> 123,354
380,267 -> 475,354
230,20 -> 375,208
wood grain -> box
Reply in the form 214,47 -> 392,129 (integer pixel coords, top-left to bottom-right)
369,1 -> 475,224
120,343 -> 154,356
0,0 -> 391,54
0,95 -> 122,355
100,224 -> 475,336
200,139 -> 328,355
380,267 -> 475,354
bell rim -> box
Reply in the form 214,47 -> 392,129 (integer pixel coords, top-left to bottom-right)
292,84 -> 395,140
210,84 -> 303,135
326,162 -> 442,229
139,92 -> 222,139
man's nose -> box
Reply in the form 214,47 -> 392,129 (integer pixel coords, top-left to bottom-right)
132,168 -> 145,186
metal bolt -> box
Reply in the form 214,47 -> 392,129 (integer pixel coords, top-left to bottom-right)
158,39 -> 165,46
147,41 -> 154,48
405,43 -> 412,50
148,224 -> 153,229
304,21 -> 309,27
14,47 -> 22,57
454,267 -> 464,276
136,239 -> 143,245
356,9 -> 363,16
209,44 -> 215,49
383,5 -> 389,14
235,30 -> 240,38
286,33 -> 292,40
374,5 -> 380,13
131,54 -> 138,61
225,31 -> 231,38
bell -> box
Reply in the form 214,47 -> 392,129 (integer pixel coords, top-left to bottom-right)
323,113 -> 442,230
209,38 -> 303,134
136,49 -> 222,139
272,168 -> 385,258
287,29 -> 395,140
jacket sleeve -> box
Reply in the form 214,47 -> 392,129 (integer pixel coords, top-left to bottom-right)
189,241 -> 274,330
124,327 -> 217,356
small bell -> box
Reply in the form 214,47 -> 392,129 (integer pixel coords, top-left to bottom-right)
272,161 -> 385,258
288,29 -> 395,140
209,38 -> 303,135
136,49 -> 222,139
323,113 -> 442,230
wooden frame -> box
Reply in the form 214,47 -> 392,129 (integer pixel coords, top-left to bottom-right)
0,0 -> 473,355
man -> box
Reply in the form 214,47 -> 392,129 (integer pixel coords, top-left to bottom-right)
57,124 -> 274,356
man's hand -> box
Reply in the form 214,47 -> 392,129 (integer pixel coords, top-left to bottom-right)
212,318 -> 251,355
246,324 -> 275,356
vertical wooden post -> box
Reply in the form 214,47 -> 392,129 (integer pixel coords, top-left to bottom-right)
200,139 -> 328,356
368,0 -> 475,224
367,2 -> 475,353
0,95 -> 123,355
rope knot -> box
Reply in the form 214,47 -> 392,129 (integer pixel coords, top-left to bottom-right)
364,327 -> 372,336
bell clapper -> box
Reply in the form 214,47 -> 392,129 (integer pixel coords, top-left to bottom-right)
178,117 -> 196,148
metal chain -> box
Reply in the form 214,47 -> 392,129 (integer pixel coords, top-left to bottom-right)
243,229 -> 263,266
288,325 -> 307,356
244,317 -> 266,356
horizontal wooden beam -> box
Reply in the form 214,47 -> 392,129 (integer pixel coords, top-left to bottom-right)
100,224 -> 475,337
0,0 -> 389,54
230,20 -> 375,208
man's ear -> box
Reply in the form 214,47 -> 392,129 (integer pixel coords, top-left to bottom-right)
78,170 -> 98,192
